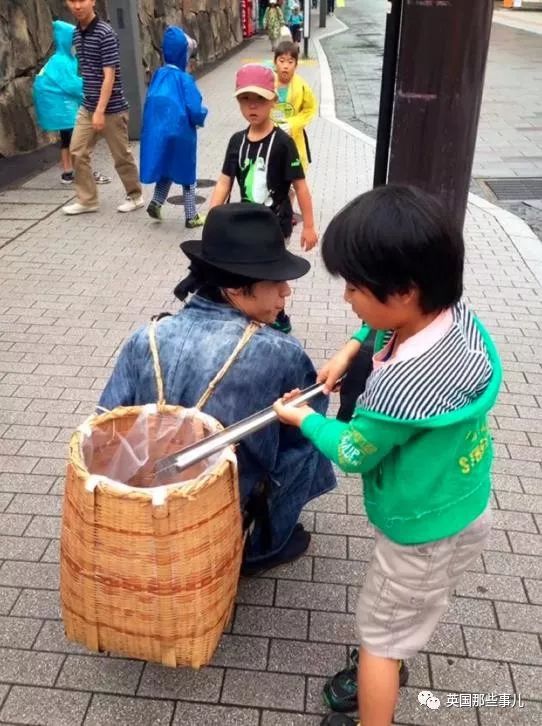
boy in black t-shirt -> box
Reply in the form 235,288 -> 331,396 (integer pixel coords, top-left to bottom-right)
210,64 -> 318,251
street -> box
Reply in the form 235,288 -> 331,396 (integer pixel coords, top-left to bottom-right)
0,3 -> 541,724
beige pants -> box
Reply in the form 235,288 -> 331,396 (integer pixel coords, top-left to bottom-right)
70,107 -> 142,207
356,506 -> 492,660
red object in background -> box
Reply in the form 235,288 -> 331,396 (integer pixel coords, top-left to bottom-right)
241,0 -> 254,37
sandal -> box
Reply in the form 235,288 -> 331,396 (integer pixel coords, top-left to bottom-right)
323,649 -> 409,713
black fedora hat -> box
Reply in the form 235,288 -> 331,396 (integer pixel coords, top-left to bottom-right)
180,203 -> 310,281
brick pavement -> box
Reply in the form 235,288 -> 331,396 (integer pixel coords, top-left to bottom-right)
0,7 -> 541,725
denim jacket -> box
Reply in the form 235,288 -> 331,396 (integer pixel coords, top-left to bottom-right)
99,294 -> 336,560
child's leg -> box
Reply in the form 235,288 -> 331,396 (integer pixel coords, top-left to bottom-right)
353,509 -> 491,724
147,179 -> 171,220
152,179 -> 172,206
358,650 -> 399,726
60,148 -> 72,173
183,184 -> 205,227
182,184 -> 197,221
59,130 -> 73,173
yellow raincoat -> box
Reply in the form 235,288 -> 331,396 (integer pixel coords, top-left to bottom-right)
272,73 -> 318,171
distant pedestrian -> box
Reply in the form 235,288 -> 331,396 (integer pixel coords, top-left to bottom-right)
209,63 -> 318,333
289,4 -> 304,46
328,0 -> 335,14
263,0 -> 284,52
272,40 -> 317,173
62,0 -> 143,216
140,27 -> 207,228
33,19 -> 110,187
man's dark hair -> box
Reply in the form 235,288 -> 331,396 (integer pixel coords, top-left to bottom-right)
322,185 -> 464,313
274,41 -> 299,62
174,260 -> 260,301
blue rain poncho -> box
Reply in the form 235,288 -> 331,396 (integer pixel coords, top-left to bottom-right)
33,20 -> 83,132
140,27 -> 208,186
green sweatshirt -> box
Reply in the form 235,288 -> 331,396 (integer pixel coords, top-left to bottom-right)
301,312 -> 502,545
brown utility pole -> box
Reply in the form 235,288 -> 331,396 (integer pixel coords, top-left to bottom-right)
386,0 -> 494,229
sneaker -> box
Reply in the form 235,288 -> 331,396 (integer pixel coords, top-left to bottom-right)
62,201 -> 98,215
117,195 -> 145,213
322,649 -> 409,713
93,171 -> 111,185
271,310 -> 292,334
321,716 -> 357,726
147,200 -> 163,221
61,171 -> 74,185
185,212 -> 206,229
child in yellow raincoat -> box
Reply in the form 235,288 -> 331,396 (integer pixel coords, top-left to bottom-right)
272,40 -> 317,172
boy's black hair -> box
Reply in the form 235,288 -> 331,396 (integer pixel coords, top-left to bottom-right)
274,41 -> 299,62
322,185 -> 464,313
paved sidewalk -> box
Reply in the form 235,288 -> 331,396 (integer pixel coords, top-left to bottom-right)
0,7 -> 541,725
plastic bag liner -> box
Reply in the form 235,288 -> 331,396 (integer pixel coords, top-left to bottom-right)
80,404 -> 228,491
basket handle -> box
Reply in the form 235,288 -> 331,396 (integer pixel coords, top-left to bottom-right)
148,319 -> 166,406
195,321 -> 262,410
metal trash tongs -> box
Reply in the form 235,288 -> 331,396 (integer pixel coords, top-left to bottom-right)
154,381 -> 330,476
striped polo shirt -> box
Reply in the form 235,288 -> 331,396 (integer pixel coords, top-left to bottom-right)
74,16 -> 128,114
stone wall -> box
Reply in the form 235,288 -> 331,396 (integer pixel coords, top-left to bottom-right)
139,1 -> 242,81
0,0 -> 242,158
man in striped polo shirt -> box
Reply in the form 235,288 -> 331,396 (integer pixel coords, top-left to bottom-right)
63,0 -> 144,215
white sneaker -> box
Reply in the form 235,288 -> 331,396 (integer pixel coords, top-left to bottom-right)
117,195 -> 145,213
63,202 -> 99,215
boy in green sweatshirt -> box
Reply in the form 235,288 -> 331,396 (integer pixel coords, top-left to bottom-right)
274,185 -> 502,726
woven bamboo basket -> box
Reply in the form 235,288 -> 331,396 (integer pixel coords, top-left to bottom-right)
60,403 -> 243,668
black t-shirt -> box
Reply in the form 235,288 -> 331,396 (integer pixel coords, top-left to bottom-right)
222,127 -> 305,238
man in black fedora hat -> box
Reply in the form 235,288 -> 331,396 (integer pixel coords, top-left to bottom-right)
100,203 -> 336,573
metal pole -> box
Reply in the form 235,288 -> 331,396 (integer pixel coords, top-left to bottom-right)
155,380 -> 337,476
373,0 -> 403,187
303,0 -> 311,59
319,0 -> 327,29
387,0 -> 494,229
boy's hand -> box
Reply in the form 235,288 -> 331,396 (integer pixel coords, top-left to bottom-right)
301,225 -> 318,251
273,389 -> 315,428
92,110 -> 105,131
317,340 -> 362,394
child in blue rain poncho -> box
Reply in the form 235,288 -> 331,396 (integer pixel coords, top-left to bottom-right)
33,20 -> 83,185
33,20 -> 109,187
140,27 -> 208,228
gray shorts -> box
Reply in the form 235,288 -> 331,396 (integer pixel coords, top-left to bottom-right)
356,506 -> 492,660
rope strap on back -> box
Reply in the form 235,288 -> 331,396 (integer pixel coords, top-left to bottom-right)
148,319 -> 166,406
196,322 -> 262,410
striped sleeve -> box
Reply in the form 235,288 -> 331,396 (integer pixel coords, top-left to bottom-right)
100,29 -> 119,68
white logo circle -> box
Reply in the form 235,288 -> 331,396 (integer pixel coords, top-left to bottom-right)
418,690 -> 433,706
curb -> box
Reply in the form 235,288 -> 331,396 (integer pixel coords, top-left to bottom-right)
312,14 -> 542,287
